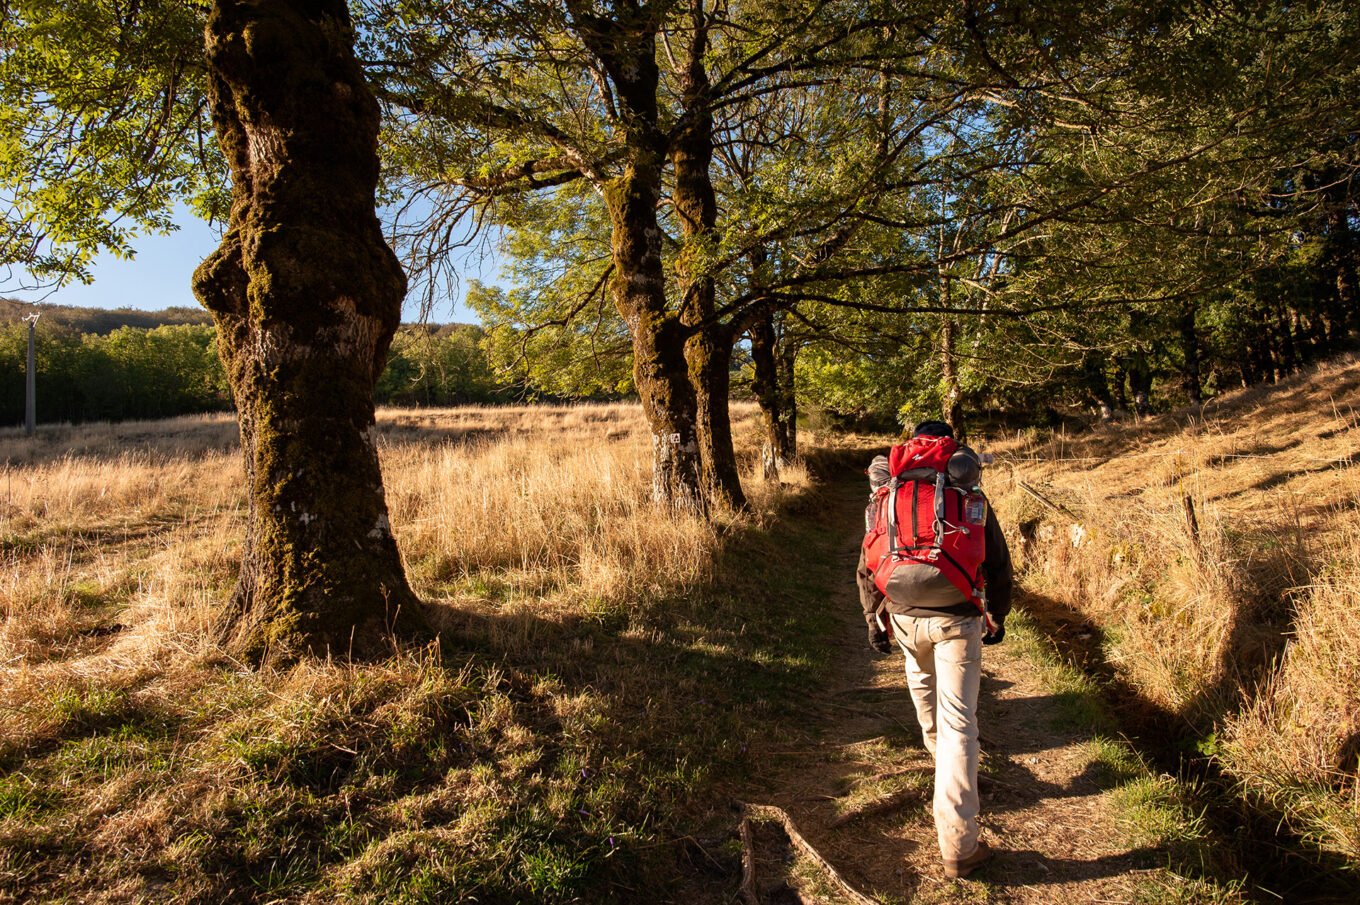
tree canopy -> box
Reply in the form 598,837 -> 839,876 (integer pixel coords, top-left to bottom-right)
3,0 -> 1357,504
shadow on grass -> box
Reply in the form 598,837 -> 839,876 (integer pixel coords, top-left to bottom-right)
1017,588 -> 1359,903
0,448 -> 876,905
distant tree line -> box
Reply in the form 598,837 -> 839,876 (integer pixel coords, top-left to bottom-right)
0,299 -> 212,335
795,224 -> 1359,430
375,324 -> 507,407
0,322 -> 228,424
1,321 -> 507,426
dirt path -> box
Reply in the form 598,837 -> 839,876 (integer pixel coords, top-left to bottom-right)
738,473 -> 1166,904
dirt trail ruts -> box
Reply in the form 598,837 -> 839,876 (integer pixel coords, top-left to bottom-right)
738,472 -> 1165,904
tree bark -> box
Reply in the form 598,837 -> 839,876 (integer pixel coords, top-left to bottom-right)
575,5 -> 705,510
1112,364 -> 1129,413
774,319 -> 798,459
685,322 -> 745,508
749,304 -> 784,482
674,0 -> 745,510
1179,302 -> 1203,405
939,315 -> 965,441
1274,305 -> 1299,375
605,169 -> 705,510
1128,351 -> 1152,416
1083,351 -> 1115,421
192,0 -> 425,662
1322,171 -> 1356,340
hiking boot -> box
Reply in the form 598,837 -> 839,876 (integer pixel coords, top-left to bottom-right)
943,840 -> 993,879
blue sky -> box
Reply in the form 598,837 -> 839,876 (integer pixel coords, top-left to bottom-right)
5,206 -> 492,325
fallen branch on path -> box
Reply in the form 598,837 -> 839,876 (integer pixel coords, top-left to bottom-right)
820,701 -> 919,736
977,772 -> 1023,792
862,766 -> 928,783
737,802 -> 880,905
835,685 -> 898,695
823,734 -> 886,749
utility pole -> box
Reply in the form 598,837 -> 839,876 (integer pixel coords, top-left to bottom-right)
23,313 -> 39,436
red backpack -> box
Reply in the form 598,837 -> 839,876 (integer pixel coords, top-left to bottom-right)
863,435 -> 989,612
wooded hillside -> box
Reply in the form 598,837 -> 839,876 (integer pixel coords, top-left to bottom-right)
0,299 -> 210,335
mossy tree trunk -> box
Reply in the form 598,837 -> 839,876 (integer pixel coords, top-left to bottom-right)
673,0 -> 746,511
1329,206 -> 1357,338
774,316 -> 798,459
1179,302 -> 1203,405
749,303 -> 786,481
1083,351 -> 1116,421
939,315 -> 965,441
192,0 -> 425,661
684,320 -> 744,508
1318,170 -> 1356,347
576,5 -> 705,511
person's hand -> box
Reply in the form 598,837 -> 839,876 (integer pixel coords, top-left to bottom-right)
983,621 -> 1006,645
868,623 -> 894,655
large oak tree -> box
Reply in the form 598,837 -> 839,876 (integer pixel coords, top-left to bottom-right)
193,0 -> 426,659
1,0 -> 428,660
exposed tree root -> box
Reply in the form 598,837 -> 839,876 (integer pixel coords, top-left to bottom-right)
738,802 -> 879,905
739,814 -> 759,905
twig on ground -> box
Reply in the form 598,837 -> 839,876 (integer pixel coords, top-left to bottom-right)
1017,480 -> 1079,519
821,701 -> 919,736
823,734 -> 886,748
863,766 -> 926,782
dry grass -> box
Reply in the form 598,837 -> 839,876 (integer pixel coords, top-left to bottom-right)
1222,532 -> 1360,863
0,401 -> 829,903
981,353 -> 1360,869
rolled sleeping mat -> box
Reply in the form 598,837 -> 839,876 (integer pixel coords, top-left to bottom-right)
947,447 -> 982,487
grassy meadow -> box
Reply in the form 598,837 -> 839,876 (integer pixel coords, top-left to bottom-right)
4,355 -> 1360,902
986,353 -> 1360,872
0,403 -> 849,903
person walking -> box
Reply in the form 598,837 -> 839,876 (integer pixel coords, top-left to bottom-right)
856,420 -> 1013,879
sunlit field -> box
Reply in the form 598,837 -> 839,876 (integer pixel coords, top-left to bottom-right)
0,402 -> 832,902
5,357 -> 1358,898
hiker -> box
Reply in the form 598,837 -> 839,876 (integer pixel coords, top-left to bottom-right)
856,419 -> 1013,879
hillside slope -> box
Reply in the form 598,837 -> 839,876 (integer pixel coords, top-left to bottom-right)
0,299 -> 481,335
0,298 -> 212,334
985,353 -> 1360,880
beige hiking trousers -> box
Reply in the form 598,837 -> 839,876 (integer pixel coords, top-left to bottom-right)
889,612 -> 983,862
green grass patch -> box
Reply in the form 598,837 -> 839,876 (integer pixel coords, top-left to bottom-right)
46,684 -> 129,729
52,723 -> 173,781
1005,609 -> 1114,734
0,773 -> 56,820
1007,603 -> 1247,903
1112,773 -> 1210,852
1,464 -> 861,903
